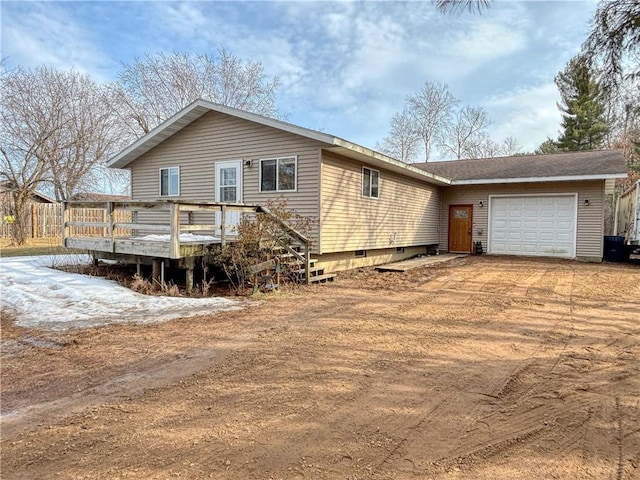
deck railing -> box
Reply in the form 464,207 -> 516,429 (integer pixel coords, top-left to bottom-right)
62,200 -> 313,283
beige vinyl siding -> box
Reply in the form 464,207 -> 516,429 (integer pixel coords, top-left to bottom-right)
320,151 -> 440,254
129,110 -> 323,246
441,181 -> 605,259
316,246 -> 428,273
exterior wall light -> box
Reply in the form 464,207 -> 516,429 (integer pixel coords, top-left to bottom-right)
584,199 -> 590,206
478,200 -> 484,207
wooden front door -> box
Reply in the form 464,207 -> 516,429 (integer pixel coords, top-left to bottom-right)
449,205 -> 473,253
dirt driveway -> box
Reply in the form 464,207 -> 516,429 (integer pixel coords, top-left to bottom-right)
2,256 -> 639,479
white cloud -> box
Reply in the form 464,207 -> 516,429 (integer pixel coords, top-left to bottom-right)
0,0 -> 600,156
483,82 -> 562,152
1,2 -> 115,81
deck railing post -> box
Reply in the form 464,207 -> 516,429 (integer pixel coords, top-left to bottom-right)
169,202 -> 180,258
220,205 -> 227,246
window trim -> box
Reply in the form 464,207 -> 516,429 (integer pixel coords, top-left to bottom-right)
259,156 -> 298,193
159,166 -> 180,197
362,166 -> 380,199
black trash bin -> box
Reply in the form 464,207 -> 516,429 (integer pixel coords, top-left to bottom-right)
603,236 -> 626,262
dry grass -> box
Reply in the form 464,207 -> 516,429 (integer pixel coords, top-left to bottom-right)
0,237 -> 78,257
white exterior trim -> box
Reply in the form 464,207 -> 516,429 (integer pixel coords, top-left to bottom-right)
487,193 -> 578,258
214,160 -> 243,203
361,166 -> 380,199
258,156 -> 298,193
158,166 -> 180,197
454,173 -> 626,185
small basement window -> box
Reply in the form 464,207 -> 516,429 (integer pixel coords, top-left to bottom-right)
354,250 -> 366,258
159,167 -> 179,196
260,157 -> 297,192
362,167 -> 379,198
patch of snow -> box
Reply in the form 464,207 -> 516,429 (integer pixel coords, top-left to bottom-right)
0,255 -> 243,332
137,233 -> 220,242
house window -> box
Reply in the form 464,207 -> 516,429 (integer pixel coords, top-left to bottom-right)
354,250 -> 366,258
260,157 -> 297,192
362,167 -> 379,198
159,167 -> 179,196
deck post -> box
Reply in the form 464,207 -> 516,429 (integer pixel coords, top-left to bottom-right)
186,268 -> 194,295
220,205 -> 226,246
152,259 -> 162,289
169,202 -> 180,259
185,258 -> 196,295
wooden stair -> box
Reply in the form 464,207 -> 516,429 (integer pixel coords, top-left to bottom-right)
253,206 -> 335,286
276,245 -> 335,285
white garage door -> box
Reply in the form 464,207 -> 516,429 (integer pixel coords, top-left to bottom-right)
489,195 -> 576,258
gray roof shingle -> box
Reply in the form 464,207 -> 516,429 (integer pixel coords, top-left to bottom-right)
414,150 -> 627,183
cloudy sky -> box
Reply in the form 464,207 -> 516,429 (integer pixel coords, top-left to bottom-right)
1,0 -> 599,158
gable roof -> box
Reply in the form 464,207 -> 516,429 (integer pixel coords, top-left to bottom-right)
107,99 -> 450,186
107,100 -> 627,187
414,150 -> 628,184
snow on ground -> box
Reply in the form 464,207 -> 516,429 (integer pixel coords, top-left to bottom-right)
0,255 -> 244,331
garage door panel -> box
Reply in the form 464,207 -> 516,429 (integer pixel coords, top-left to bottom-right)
508,219 -> 522,228
556,219 -> 573,228
539,220 -> 555,229
489,195 -> 575,258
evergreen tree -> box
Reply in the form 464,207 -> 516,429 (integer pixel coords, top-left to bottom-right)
535,137 -> 560,154
555,55 -> 609,151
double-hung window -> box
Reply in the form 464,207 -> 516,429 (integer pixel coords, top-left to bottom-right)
260,157 -> 297,192
159,167 -> 180,196
362,166 -> 379,199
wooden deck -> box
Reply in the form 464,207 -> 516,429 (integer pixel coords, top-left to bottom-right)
62,200 -> 313,287
63,200 -> 258,259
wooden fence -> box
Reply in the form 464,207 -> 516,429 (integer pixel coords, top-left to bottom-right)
0,203 -> 131,240
1,203 -> 61,239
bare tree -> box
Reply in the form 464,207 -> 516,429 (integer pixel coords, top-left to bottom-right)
464,133 -> 500,159
111,49 -> 281,138
0,67 -> 64,244
435,0 -> 491,14
47,73 -> 121,201
0,66 -> 121,244
500,136 -> 522,156
438,106 -> 490,159
406,81 -> 459,161
376,108 -> 421,162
